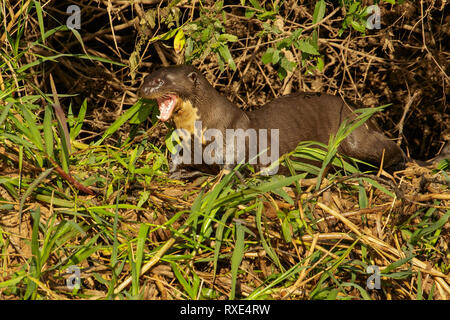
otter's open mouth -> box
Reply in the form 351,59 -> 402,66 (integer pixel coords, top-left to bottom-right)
156,94 -> 178,121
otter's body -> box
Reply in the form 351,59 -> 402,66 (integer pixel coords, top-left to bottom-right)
140,65 -> 406,175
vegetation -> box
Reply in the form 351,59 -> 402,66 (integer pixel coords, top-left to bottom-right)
0,0 -> 448,300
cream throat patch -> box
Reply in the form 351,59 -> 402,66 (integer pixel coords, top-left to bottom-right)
173,99 -> 207,143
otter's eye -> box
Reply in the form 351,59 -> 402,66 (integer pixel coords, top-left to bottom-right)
152,78 -> 163,86
187,72 -> 197,83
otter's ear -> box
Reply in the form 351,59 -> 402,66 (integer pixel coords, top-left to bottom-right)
187,71 -> 197,83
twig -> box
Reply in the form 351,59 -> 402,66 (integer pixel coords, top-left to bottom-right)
46,156 -> 96,196
114,237 -> 176,294
397,90 -> 421,146
19,168 -> 54,232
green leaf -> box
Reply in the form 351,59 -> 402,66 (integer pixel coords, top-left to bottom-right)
35,194 -> 75,208
291,28 -> 303,40
254,174 -> 303,193
351,20 -> 366,33
358,181 -> 368,209
280,56 -> 297,72
281,215 -> 293,242
94,101 -> 142,145
0,273 -> 26,289
197,172 -> 235,245
218,33 -> 238,43
261,48 -> 275,64
18,52 -> 125,73
214,0 -> 224,10
329,239 -> 359,273
25,207 -> 42,299
69,27 -> 90,59
409,211 -> 450,245
257,10 -> 277,20
325,288 -> 339,300
295,40 -> 320,55
56,117 -> 71,173
246,261 -> 305,299
213,209 -> 234,282
271,186 -> 294,205
316,56 -> 324,72
171,263 -> 195,299
149,27 -> 179,42
278,68 -> 287,81
380,271 -> 413,279
245,8 -> 256,18
130,100 -> 154,124
33,1 -> 46,45
416,270 -> 423,300
174,28 -> 185,53
342,282 -> 372,300
272,49 -> 281,64
381,255 -> 414,274
230,221 -> 245,300
19,168 -> 54,234
133,224 -> 150,296
436,159 -> 450,171
361,177 -> 395,198
217,44 -> 236,70
43,104 -> 54,159
0,102 -> 11,126
255,201 -> 284,270
184,37 -> 194,60
165,130 -> 182,154
2,133 -> 37,150
276,37 -> 292,50
249,0 -> 262,10
127,146 -> 140,174
348,2 -> 360,14
312,0 -> 326,24
70,99 -> 87,139
20,105 -> 44,152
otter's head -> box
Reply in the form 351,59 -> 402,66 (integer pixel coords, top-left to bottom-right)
140,65 -> 201,122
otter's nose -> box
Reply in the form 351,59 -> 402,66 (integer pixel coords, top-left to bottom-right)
140,77 -> 164,96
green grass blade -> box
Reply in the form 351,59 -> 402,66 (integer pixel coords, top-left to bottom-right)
381,254 -> 414,274
361,177 -> 395,198
70,98 -> 88,140
132,223 -> 150,296
19,168 -> 54,231
171,263 -> 194,299
230,220 -> 245,300
213,208 -> 235,282
342,282 -> 372,300
19,105 -> 44,151
255,200 -> 283,270
0,102 -> 12,126
358,180 -> 368,209
107,184 -> 122,298
246,261 -> 306,299
24,207 -> 41,300
33,0 -> 46,44
43,104 -> 54,159
0,273 -> 26,289
409,211 -> 450,245
254,174 -> 303,193
2,132 -> 37,150
416,270 -> 423,300
64,234 -> 101,267
94,101 -> 142,146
